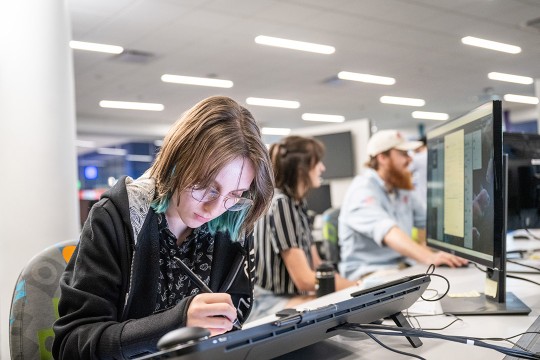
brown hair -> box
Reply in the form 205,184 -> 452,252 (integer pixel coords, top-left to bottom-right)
365,149 -> 391,170
149,95 -> 274,234
269,135 -> 325,201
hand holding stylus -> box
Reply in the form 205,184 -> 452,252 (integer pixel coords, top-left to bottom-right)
174,256 -> 242,334
187,293 -> 240,336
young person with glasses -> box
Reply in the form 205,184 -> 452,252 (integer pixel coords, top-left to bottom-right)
53,96 -> 274,359
250,136 -> 356,320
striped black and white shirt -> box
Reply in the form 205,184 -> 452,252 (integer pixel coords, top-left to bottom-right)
254,189 -> 314,295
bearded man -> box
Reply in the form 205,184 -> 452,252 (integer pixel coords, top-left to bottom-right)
338,130 -> 467,280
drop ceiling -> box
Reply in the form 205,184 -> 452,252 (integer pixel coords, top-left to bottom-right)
70,0 -> 540,148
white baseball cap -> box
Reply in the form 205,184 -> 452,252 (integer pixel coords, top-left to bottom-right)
367,130 -> 423,157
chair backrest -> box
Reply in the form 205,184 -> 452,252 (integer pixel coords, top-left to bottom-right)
9,239 -> 78,360
321,207 -> 341,265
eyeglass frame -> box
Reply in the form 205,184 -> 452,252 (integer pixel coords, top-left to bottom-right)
190,185 -> 253,211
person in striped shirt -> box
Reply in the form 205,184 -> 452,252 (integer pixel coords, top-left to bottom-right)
250,136 -> 356,320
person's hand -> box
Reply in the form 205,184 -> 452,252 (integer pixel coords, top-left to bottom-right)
428,251 -> 469,268
186,293 -> 238,336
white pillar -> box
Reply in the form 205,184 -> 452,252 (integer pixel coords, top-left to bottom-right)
0,1 -> 80,358
535,78 -> 540,133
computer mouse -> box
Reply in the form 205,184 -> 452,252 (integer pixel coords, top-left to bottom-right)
157,327 -> 210,350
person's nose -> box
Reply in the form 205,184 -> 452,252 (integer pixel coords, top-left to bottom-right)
201,198 -> 224,217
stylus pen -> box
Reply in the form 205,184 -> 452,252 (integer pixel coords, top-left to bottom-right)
174,256 -> 242,330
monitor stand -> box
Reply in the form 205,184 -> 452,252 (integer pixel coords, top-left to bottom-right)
441,267 -> 531,315
440,292 -> 530,315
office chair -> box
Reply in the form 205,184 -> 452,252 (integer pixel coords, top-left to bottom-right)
9,239 -> 78,360
321,207 -> 340,268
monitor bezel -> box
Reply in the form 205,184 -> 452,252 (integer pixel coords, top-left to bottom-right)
426,100 -> 504,270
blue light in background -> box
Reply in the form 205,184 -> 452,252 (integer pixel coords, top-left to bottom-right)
84,166 -> 98,180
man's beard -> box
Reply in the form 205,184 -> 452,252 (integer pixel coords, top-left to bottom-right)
387,159 -> 414,190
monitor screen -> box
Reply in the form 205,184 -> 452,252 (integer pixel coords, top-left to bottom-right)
503,132 -> 540,231
305,183 -> 332,215
426,101 -> 504,268
425,101 -> 529,315
313,132 -> 355,179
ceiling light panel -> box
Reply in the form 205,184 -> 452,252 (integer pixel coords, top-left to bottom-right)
488,72 -> 533,85
503,94 -> 539,105
261,127 -> 292,135
70,40 -> 124,54
161,74 -> 233,88
255,35 -> 335,54
99,100 -> 164,111
246,97 -> 300,109
302,113 -> 345,122
337,71 -> 395,85
412,111 -> 449,121
380,96 -> 425,107
461,36 -> 521,54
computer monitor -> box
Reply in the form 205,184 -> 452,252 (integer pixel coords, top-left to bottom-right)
426,100 -> 530,315
313,131 -> 355,179
305,183 -> 332,215
503,132 -> 540,232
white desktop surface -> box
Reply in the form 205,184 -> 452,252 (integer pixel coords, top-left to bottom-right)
262,238 -> 540,359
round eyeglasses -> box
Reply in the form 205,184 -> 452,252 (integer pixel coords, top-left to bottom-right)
191,186 -> 253,211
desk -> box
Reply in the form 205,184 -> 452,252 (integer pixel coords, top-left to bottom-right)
271,257 -> 540,359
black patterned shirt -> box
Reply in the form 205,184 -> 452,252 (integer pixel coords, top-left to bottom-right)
154,213 -> 214,312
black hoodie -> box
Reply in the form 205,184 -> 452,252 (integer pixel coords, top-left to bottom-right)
53,176 -> 254,359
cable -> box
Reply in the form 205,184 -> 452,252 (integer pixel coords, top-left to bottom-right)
507,259 -> 540,273
471,262 -> 540,285
404,313 -> 463,331
363,331 -> 426,360
526,229 -> 540,240
339,323 -> 540,360
507,274 -> 540,286
421,264 -> 450,302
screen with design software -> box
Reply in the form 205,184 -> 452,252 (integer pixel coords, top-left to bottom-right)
426,102 -> 500,266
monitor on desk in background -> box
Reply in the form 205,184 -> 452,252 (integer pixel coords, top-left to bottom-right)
503,132 -> 540,232
305,183 -> 332,215
426,100 -> 530,315
313,131 -> 355,179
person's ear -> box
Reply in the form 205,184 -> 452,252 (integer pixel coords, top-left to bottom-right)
376,152 -> 390,166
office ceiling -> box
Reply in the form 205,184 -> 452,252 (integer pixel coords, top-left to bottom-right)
70,0 -> 540,148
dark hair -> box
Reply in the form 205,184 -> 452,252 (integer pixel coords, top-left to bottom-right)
149,95 -> 274,237
269,136 -> 325,201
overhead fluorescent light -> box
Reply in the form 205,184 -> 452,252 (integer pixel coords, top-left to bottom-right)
380,96 -> 425,107
69,40 -> 124,54
261,127 -> 291,136
97,148 -> 127,156
461,36 -> 521,54
488,72 -> 533,85
246,97 -> 300,109
161,74 -> 233,88
255,35 -> 335,54
412,111 -> 449,121
337,71 -> 395,85
75,140 -> 96,148
99,100 -> 164,111
302,113 -> 345,123
126,154 -> 154,162
503,94 -> 539,105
